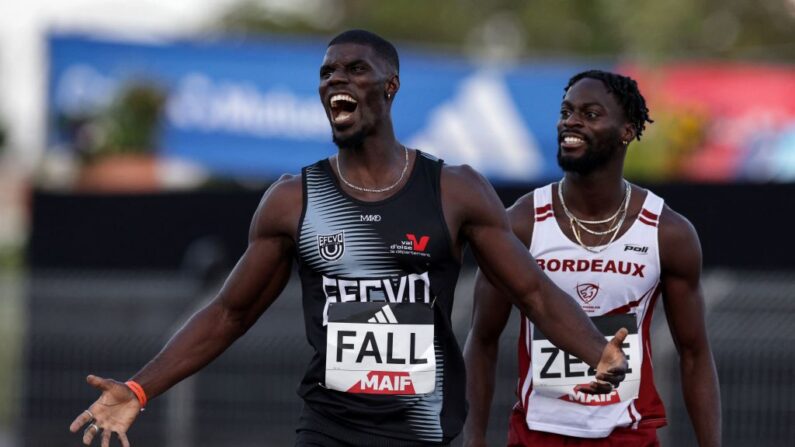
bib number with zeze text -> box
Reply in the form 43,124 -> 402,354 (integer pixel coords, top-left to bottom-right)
531,313 -> 641,405
325,302 -> 435,395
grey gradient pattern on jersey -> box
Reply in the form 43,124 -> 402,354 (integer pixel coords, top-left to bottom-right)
396,338 -> 445,442
300,164 -> 399,277
299,162 -> 445,442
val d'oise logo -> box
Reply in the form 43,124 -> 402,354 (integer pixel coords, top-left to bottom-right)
576,283 -> 600,303
406,234 -> 429,252
317,231 -> 345,262
390,233 -> 431,258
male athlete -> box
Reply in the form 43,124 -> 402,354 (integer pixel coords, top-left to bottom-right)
463,70 -> 721,446
69,32 -> 628,447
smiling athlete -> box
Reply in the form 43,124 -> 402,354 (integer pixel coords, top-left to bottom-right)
463,70 -> 721,447
69,33 -> 628,447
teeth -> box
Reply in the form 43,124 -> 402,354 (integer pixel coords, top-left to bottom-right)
330,94 -> 357,107
564,136 -> 584,144
333,111 -> 352,123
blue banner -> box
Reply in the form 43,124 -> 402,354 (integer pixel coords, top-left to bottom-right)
49,33 -> 596,184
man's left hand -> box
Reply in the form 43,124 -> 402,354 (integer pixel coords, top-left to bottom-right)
581,328 -> 629,394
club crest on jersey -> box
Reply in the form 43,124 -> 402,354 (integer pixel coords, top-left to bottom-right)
317,231 -> 345,262
576,283 -> 600,303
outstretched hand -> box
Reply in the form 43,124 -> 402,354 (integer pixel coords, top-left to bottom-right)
580,328 -> 629,395
69,375 -> 142,447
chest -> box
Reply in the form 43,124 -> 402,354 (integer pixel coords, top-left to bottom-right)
531,223 -> 660,315
298,170 -> 452,278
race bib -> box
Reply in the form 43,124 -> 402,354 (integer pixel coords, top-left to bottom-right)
325,302 -> 436,395
531,313 -> 641,405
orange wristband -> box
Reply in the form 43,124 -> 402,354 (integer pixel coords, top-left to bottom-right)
125,380 -> 147,409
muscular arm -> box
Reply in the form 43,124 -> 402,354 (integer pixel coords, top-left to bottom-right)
443,166 -> 625,380
659,207 -> 721,447
462,196 -> 531,446
70,176 -> 302,445
130,175 -> 301,399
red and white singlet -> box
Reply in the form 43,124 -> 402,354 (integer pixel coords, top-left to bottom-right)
515,183 -> 668,438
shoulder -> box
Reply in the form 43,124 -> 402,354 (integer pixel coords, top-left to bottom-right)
439,163 -> 509,234
658,204 -> 700,249
440,163 -> 492,193
259,173 -> 303,208
507,192 -> 535,246
658,203 -> 702,274
250,173 -> 303,241
508,191 -> 534,220
440,163 -> 504,213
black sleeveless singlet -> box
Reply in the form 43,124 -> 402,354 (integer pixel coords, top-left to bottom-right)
295,151 -> 465,445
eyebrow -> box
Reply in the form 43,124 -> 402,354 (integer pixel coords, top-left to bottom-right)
346,59 -> 369,67
562,100 -> 606,109
320,58 -> 370,72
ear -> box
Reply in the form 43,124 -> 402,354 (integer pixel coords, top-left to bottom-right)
621,122 -> 636,145
385,74 -> 400,99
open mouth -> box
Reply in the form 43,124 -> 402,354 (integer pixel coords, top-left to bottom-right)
329,93 -> 358,125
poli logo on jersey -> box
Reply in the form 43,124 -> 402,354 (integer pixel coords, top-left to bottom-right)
531,313 -> 640,406
317,231 -> 345,262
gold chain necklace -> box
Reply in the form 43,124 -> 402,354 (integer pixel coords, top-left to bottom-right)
558,180 -> 631,253
336,146 -> 409,193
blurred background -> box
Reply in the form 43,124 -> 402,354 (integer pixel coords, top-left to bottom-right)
1,0 -> 794,446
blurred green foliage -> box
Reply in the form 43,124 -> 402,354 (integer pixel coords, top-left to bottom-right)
625,107 -> 709,181
101,83 -> 166,156
215,0 -> 795,61
58,82 -> 166,164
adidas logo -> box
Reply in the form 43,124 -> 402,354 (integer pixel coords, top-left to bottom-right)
408,72 -> 542,181
368,304 -> 398,324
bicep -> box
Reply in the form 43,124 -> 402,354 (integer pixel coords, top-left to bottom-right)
461,180 -> 541,305
213,176 -> 299,327
662,269 -> 710,354
214,234 -> 294,328
470,269 -> 513,341
660,212 -> 709,353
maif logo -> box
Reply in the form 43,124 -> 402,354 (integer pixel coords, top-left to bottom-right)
576,283 -> 600,303
406,234 -> 429,252
317,231 -> 345,262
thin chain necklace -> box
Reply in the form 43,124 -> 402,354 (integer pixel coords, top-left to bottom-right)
561,180 -> 630,236
558,179 -> 631,253
558,179 -> 629,226
571,207 -> 627,253
336,145 -> 409,193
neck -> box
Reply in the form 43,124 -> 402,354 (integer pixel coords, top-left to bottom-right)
337,116 -> 397,159
560,159 -> 626,218
336,132 -> 406,190
338,135 -> 402,167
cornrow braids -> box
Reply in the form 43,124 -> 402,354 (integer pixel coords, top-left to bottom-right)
564,70 -> 653,140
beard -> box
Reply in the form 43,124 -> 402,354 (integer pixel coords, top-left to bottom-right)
332,128 -> 367,150
557,128 -> 622,175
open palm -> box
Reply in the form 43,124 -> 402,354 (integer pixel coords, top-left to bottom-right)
69,375 -> 142,447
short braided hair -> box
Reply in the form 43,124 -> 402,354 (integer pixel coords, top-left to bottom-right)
565,70 -> 653,140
